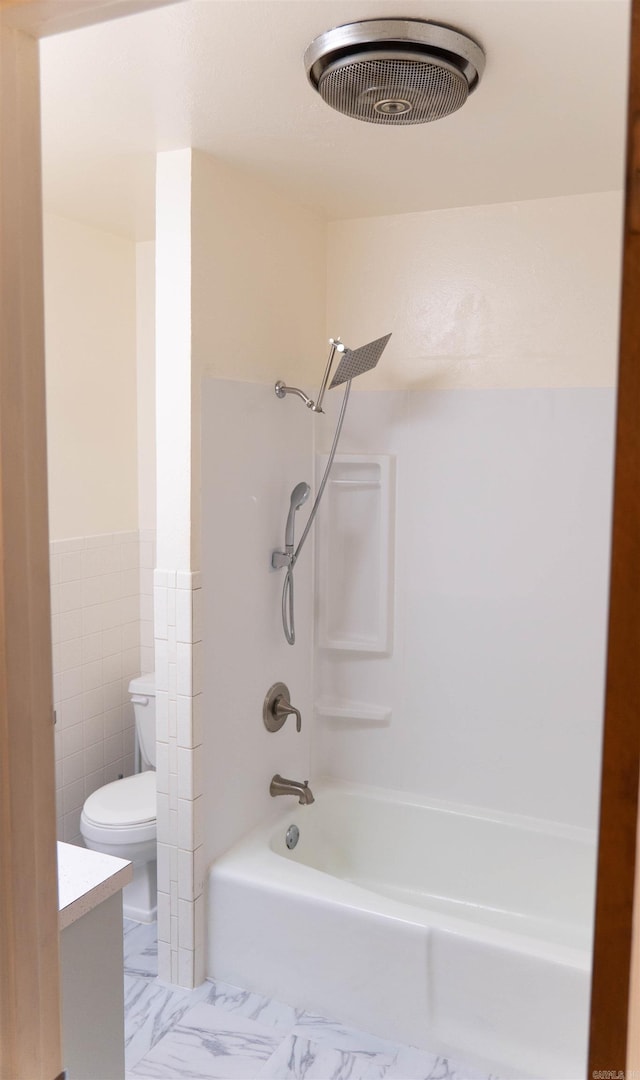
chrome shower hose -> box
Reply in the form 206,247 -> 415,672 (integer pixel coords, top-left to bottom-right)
281,380 -> 352,645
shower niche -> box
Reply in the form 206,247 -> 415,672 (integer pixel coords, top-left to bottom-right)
316,454 -> 394,653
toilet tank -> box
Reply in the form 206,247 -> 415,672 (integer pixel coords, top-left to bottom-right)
128,673 -> 156,769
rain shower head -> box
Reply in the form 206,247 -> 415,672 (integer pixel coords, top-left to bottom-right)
329,333 -> 392,389
274,332 -> 391,412
304,19 -> 485,125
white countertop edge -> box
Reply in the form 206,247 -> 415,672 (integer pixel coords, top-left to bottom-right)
58,841 -> 133,931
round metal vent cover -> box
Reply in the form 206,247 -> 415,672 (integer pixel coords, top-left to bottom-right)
304,19 -> 485,126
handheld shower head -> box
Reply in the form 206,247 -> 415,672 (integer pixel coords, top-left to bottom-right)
285,482 -> 311,552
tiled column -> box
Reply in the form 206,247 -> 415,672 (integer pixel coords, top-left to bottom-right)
155,149 -> 205,987
154,569 -> 204,987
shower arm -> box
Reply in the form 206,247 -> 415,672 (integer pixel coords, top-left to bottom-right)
274,382 -> 315,408
274,339 -> 344,414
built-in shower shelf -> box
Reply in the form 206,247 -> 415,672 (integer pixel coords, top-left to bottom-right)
315,701 -> 392,727
316,454 -> 394,654
329,479 -> 381,488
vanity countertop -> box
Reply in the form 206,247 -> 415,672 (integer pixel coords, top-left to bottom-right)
58,841 -> 133,930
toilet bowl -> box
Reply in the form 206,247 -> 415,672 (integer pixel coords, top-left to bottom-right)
80,673 -> 157,923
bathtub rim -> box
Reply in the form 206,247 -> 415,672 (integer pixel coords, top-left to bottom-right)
285,776 -> 598,845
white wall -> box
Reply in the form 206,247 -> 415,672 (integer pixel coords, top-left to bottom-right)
43,213 -> 155,843
43,213 -> 138,539
51,530 -> 147,843
135,241 -> 157,678
327,192 -> 623,391
155,151 -> 192,573
192,156 -> 325,387
316,192 -> 621,830
136,241 -> 156,535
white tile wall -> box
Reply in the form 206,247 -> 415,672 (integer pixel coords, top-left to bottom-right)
154,568 -> 204,987
51,529 -> 156,843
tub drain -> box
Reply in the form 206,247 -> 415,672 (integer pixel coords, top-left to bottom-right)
286,824 -> 299,850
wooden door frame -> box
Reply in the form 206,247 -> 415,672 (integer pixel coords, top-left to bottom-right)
0,6 -> 179,1077
0,19 -> 61,1080
2,0 -> 640,1075
589,0 -> 640,1071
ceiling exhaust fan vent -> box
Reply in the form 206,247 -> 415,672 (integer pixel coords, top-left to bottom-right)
304,19 -> 485,125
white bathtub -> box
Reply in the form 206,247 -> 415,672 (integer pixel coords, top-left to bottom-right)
207,781 -> 595,1078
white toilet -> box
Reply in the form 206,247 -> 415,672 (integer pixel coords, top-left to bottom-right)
80,673 -> 157,923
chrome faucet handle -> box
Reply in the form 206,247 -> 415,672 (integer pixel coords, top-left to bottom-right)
263,682 -> 302,733
274,695 -> 302,733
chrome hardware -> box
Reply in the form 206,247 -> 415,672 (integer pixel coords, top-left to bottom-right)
270,774 -> 315,804
271,482 -> 310,573
274,381 -> 316,409
273,339 -> 345,415
286,824 -> 300,849
263,682 -> 302,733
271,550 -> 292,570
273,333 -> 390,645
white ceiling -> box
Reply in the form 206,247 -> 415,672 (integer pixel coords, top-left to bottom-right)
39,0 -> 631,239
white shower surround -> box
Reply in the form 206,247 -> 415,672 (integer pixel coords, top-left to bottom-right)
315,386 -> 615,829
202,380 -> 614,1067
208,780 -> 594,1079
201,378 -> 314,867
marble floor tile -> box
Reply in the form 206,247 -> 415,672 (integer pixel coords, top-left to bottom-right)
125,975 -> 213,1070
290,1013 -> 401,1057
129,1001 -> 283,1079
122,922 -> 495,1080
381,1047 -> 463,1080
123,920 -> 158,980
201,979 -> 299,1033
259,1034 -> 397,1080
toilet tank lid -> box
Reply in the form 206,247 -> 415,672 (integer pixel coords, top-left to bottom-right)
83,771 -> 156,827
129,673 -> 156,697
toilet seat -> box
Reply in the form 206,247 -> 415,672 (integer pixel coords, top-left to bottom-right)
81,771 -> 156,847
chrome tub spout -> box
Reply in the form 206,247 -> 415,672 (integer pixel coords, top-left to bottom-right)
270,774 -> 315,805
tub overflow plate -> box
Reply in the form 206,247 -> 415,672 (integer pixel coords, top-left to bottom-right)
286,824 -> 300,850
